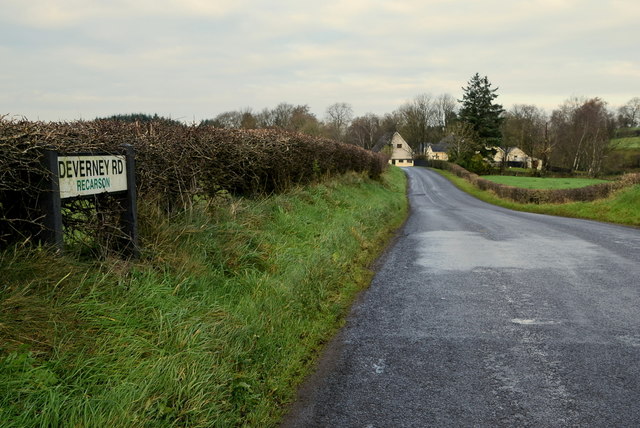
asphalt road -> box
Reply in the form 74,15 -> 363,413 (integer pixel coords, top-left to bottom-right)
281,167 -> 640,427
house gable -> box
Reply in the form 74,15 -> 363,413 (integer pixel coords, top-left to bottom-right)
372,132 -> 414,166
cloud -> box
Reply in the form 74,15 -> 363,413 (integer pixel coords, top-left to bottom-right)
1,0 -> 638,121
3,0 -> 252,28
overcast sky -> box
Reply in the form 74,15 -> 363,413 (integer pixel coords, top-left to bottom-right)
2,0 -> 639,123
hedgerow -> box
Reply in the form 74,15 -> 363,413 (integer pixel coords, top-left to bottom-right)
0,117 -> 388,248
427,160 -> 640,204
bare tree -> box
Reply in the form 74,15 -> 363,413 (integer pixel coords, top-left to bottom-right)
549,97 -> 614,175
397,94 -> 436,150
271,103 -> 297,128
501,104 -> 547,170
207,110 -> 243,128
254,103 -> 321,135
324,102 -> 354,141
205,107 -> 257,129
347,113 -> 383,149
396,93 -> 457,151
434,93 -> 458,130
255,107 -> 276,128
617,97 -> 640,128
380,111 -> 403,134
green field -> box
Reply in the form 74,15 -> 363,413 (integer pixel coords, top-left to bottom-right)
481,175 -> 608,189
0,168 -> 408,427
611,136 -> 640,150
439,169 -> 640,226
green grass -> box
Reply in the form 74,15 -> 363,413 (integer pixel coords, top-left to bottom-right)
481,175 -> 608,189
611,137 -> 640,150
0,168 -> 408,427
436,169 -> 640,226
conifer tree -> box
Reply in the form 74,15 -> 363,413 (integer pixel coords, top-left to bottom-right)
458,73 -> 505,151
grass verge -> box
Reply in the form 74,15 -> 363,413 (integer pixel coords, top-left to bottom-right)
434,169 -> 640,227
0,168 -> 408,427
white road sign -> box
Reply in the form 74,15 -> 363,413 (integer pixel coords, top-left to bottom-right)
58,155 -> 128,199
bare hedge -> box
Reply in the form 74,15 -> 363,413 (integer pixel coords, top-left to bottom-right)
0,118 -> 388,246
427,160 -> 640,204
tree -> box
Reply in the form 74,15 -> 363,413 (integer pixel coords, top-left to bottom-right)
617,97 -> 640,128
324,102 -> 353,141
346,113 -> 384,149
549,97 -> 614,176
255,103 -> 321,135
501,104 -> 547,171
434,93 -> 458,131
289,105 -> 322,135
271,103 -> 297,128
394,93 -> 457,151
203,108 -> 257,129
458,73 -> 505,152
444,121 -> 478,165
380,111 -> 403,134
397,94 -> 435,150
239,108 -> 257,129
206,110 -> 243,128
99,113 -> 181,125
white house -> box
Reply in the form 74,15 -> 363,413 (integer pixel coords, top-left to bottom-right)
424,142 -> 449,161
372,132 -> 414,166
492,147 -> 543,170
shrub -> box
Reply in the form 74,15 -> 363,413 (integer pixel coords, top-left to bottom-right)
0,118 -> 388,249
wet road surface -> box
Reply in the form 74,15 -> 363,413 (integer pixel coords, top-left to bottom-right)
281,167 -> 640,427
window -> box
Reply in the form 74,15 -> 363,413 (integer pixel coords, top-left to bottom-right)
397,144 -> 402,148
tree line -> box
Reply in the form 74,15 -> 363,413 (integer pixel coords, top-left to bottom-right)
110,77 -> 639,176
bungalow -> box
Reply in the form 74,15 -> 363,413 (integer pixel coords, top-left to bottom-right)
372,132 -> 414,166
492,147 -> 543,170
424,142 -> 449,161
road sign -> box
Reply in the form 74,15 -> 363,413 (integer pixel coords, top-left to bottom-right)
58,155 -> 127,199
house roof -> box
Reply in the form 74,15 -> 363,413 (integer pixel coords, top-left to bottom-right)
429,141 -> 450,153
371,131 -> 395,153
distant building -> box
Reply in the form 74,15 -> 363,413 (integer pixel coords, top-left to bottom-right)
423,142 -> 449,161
372,132 -> 414,166
492,147 -> 543,170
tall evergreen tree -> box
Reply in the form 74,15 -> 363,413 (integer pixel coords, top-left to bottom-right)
458,73 -> 505,151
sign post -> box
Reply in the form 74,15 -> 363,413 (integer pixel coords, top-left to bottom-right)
41,146 -> 138,256
40,150 -> 63,251
121,144 -> 139,257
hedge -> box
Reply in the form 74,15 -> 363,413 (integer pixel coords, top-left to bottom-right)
427,160 -> 640,204
0,118 -> 388,248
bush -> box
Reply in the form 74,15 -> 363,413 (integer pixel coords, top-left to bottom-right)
0,118 -> 388,249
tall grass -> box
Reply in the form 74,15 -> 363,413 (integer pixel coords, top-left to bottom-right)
0,168 -> 408,427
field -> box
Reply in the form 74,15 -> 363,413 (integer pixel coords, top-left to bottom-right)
481,175 -> 608,190
439,169 -> 640,226
0,168 -> 407,427
610,136 -> 640,150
